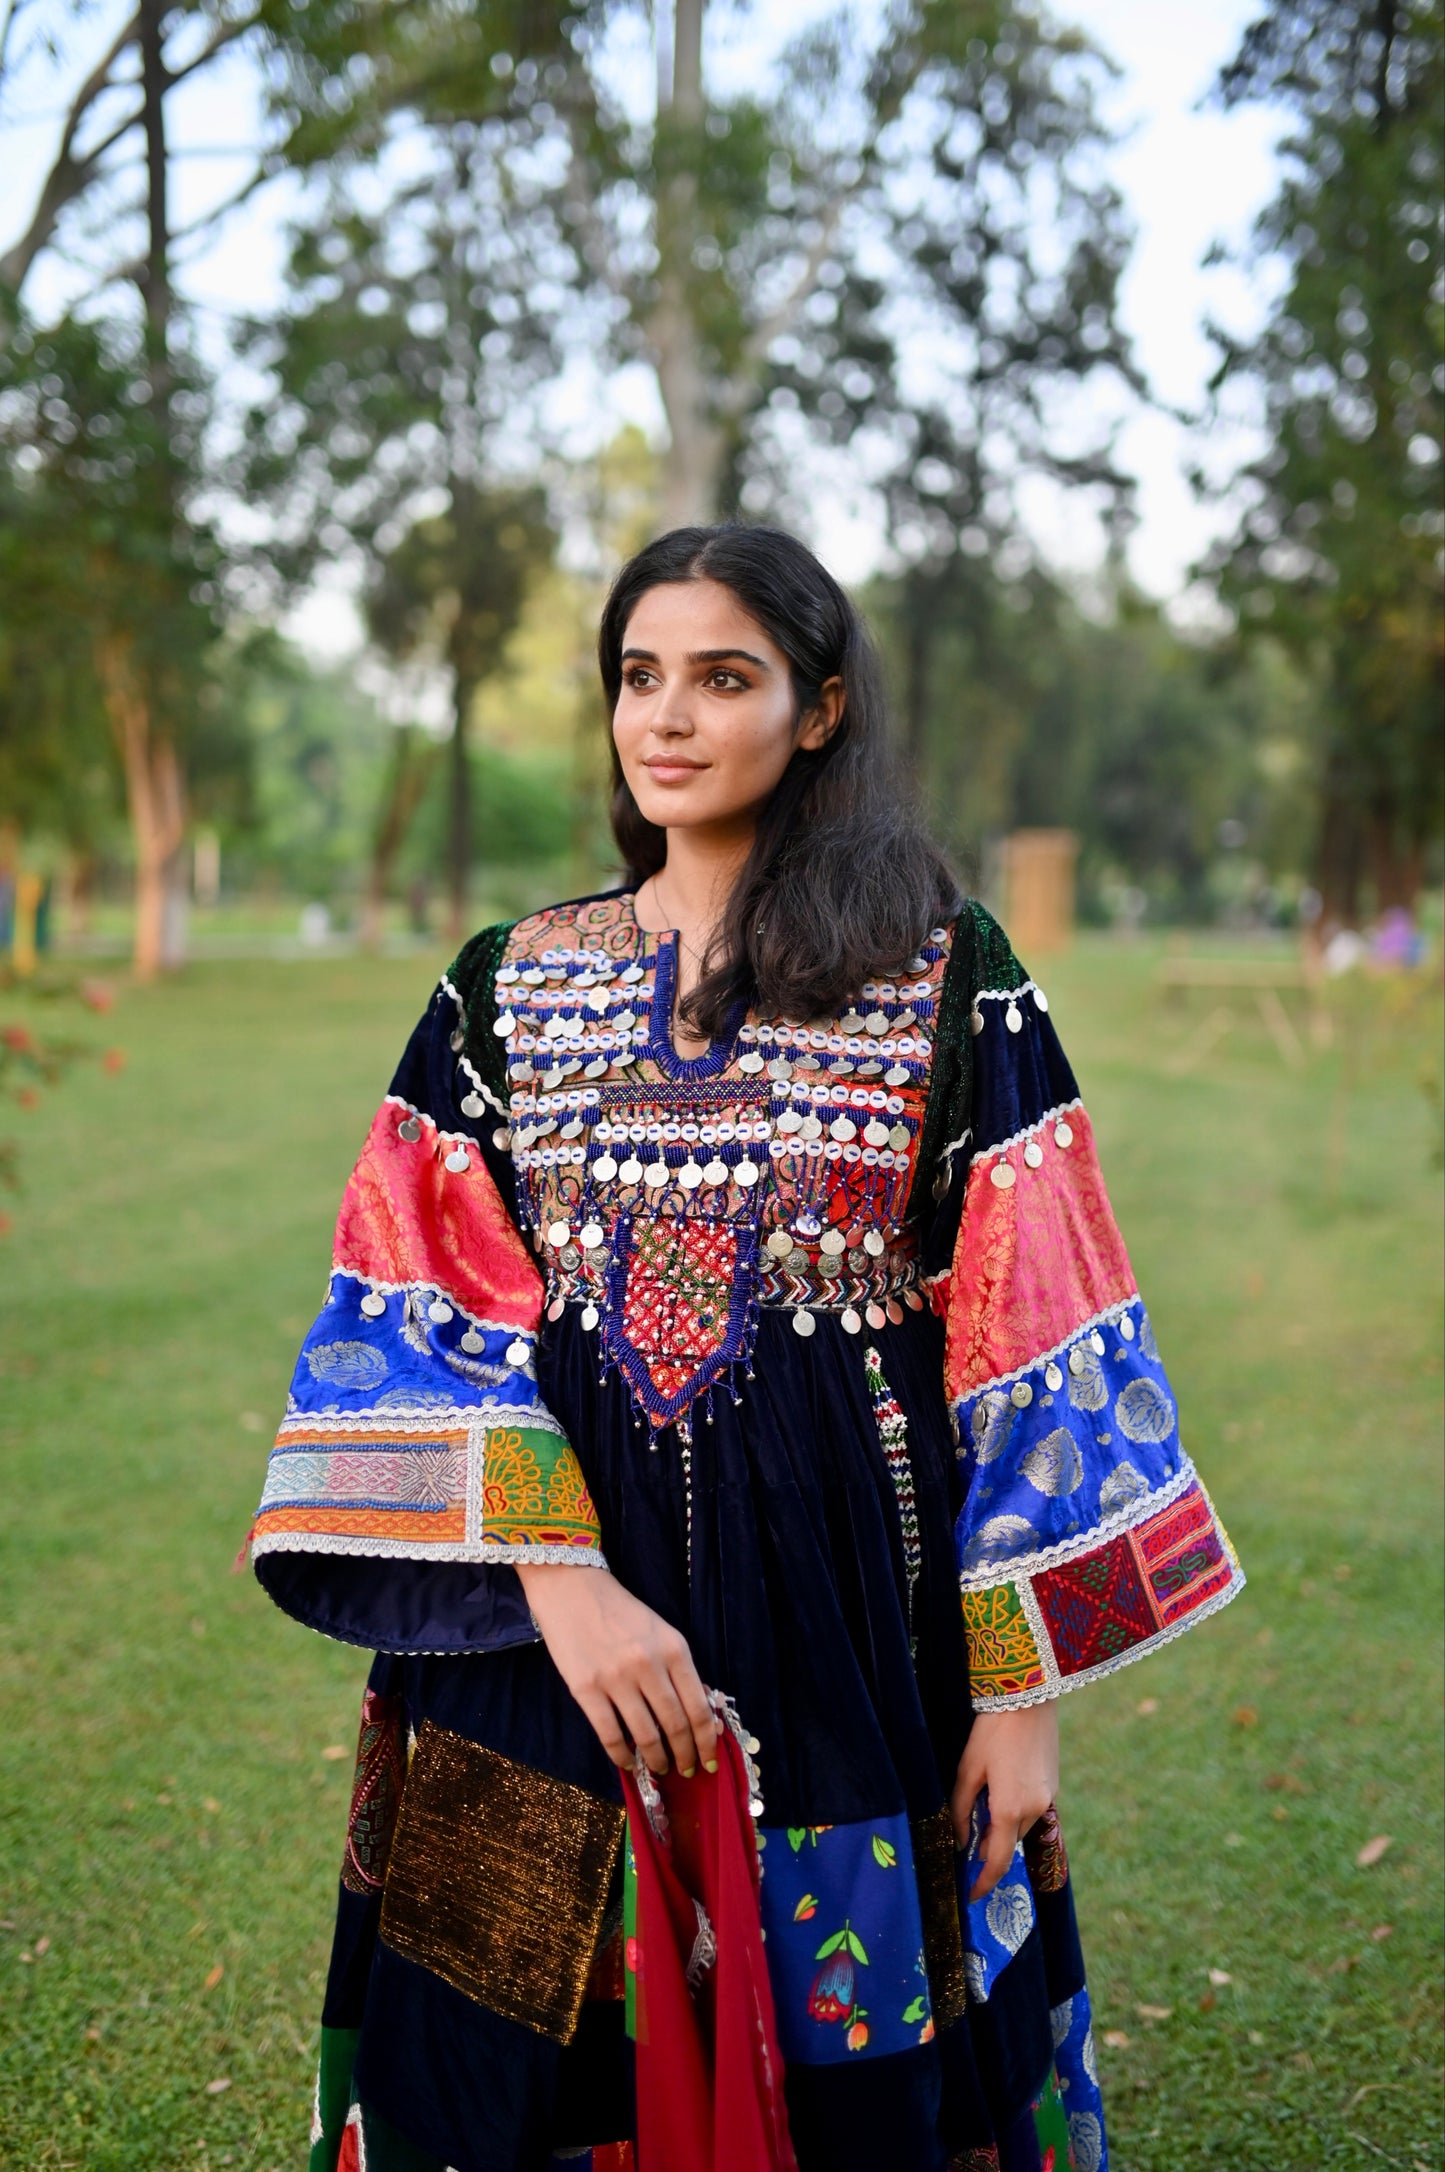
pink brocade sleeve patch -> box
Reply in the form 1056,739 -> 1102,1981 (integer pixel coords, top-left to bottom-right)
944,1105 -> 1136,1401
333,1102 -> 544,1326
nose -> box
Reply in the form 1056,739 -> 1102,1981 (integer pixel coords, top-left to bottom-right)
651,683 -> 696,737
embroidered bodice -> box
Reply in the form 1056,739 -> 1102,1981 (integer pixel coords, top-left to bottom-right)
492,890 -> 943,1431
250,892 -> 1243,1709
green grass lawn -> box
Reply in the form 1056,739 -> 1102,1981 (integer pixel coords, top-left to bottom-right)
0,939 -> 1440,2171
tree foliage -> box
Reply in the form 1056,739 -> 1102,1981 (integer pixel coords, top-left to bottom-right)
1203,0 -> 1445,920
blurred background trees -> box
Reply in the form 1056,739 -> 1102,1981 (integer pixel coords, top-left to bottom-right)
0,0 -> 1441,962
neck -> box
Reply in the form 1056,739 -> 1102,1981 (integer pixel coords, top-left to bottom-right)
644,822 -> 754,933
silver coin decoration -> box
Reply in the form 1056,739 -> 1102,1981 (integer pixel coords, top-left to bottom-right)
841,1307 -> 862,1334
398,1117 -> 422,1143
1023,1141 -> 1044,1168
594,1154 -> 619,1181
766,1230 -> 794,1259
461,1328 -> 485,1354
506,1339 -> 532,1366
1010,1380 -> 1033,1408
703,1159 -> 729,1186
580,1304 -> 600,1332
990,1160 -> 1016,1189
792,1310 -> 817,1337
1120,1315 -> 1136,1341
428,1299 -> 454,1324
1045,1362 -> 1064,1391
461,1092 -> 485,1118
864,1230 -> 886,1257
1005,1003 -> 1023,1033
445,1148 -> 470,1173
735,1159 -> 759,1186
360,1291 -> 386,1317
1054,1121 -> 1074,1148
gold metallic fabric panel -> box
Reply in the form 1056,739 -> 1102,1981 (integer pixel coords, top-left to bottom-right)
912,1807 -> 967,2031
378,1722 -> 626,2042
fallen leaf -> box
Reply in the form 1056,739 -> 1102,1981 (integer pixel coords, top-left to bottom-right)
202,1797 -> 221,1815
1198,1990 -> 1216,2011
1355,1834 -> 1392,1868
155,1793 -> 172,1806
1271,1806 -> 1290,1821
1248,2031 -> 1264,2046
34,1937 -> 50,1956
320,1744 -> 348,1762
1370,1924 -> 1394,1942
1102,2030 -> 1131,2049
204,1964 -> 224,1991
1231,1705 -> 1259,1729
1135,1697 -> 1159,1716
1264,1772 -> 1308,1794
1208,1968 -> 1233,1986
204,2076 -> 232,2096
1136,2003 -> 1173,2021
18,1952 -> 33,1965
84,2027 -> 101,2043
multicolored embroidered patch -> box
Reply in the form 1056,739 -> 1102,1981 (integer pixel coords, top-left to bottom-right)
340,1687 -> 407,1896
607,1211 -> 756,1426
963,1472 -> 1243,1707
960,1583 -> 1047,1702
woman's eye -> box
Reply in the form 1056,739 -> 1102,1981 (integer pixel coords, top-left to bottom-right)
706,670 -> 747,690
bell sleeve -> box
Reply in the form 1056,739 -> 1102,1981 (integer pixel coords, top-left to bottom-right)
933,911 -> 1243,1711
249,929 -> 605,1655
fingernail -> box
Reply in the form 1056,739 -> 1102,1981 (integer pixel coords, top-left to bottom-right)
703,1759 -> 719,1774
682,1767 -> 696,1780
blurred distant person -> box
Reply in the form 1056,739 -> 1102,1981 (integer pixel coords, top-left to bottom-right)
245,526 -> 1243,2172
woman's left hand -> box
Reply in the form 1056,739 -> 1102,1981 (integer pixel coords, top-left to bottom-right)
950,1703 -> 1060,1902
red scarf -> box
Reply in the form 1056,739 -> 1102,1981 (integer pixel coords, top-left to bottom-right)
621,1728 -> 797,2172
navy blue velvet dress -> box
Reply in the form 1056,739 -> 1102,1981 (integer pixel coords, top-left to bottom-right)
251,890 -> 1241,2172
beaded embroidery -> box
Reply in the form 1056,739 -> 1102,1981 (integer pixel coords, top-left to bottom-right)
493,893 -> 951,1431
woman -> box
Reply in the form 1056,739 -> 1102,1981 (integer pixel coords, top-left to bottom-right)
249,525 -> 1243,2172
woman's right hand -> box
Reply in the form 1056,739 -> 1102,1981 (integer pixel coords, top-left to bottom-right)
516,1561 -> 719,1778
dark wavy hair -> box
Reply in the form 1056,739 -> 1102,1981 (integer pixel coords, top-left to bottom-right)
599,523 -> 960,1039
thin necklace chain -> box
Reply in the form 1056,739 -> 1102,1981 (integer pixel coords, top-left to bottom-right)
648,873 -> 715,973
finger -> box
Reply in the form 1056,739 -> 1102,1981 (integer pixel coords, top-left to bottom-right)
640,1668 -> 700,1778
669,1654 -> 719,1772
574,1688 -> 632,1770
614,1690 -> 671,1776
950,1763 -> 984,1851
969,1817 -> 1020,1904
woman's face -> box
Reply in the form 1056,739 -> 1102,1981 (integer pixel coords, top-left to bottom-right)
612,577 -> 842,837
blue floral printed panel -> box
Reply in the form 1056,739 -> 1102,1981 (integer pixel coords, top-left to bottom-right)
756,1812 -> 933,2065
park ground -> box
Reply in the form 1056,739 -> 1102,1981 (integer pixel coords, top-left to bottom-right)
0,934 -> 1441,2170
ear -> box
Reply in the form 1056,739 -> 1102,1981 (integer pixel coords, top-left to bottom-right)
797,676 -> 845,752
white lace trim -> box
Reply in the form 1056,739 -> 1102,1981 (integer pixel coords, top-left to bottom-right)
439,973 -> 508,1115
956,1454 -> 1198,1590
952,1293 -> 1143,1404
969,1566 -> 1247,1713
325,1265 -> 536,1345
251,1530 -> 608,1567
381,1093 -> 491,1152
974,978 -> 1039,1006
977,1095 -> 1085,1165
272,1397 -> 568,1441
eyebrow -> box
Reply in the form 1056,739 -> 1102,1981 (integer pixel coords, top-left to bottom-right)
621,646 -> 772,671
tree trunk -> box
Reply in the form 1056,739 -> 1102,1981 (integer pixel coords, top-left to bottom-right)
651,0 -> 724,528
363,727 -> 437,950
97,635 -> 187,981
446,676 -> 476,941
